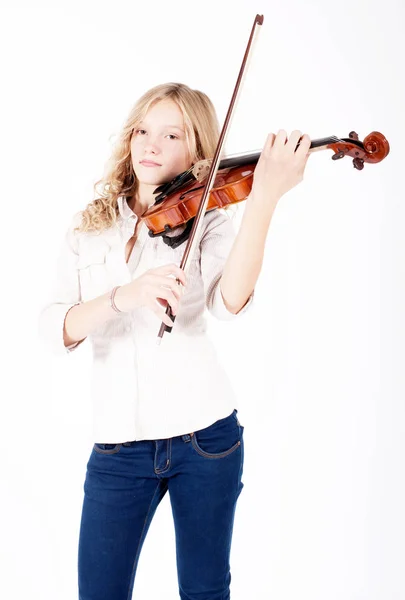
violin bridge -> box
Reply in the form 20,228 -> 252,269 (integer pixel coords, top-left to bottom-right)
192,159 -> 211,183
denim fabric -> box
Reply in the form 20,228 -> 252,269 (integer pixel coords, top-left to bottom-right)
78,409 -> 244,600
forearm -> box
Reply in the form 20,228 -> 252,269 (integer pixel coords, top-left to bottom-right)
220,193 -> 278,314
63,290 -> 119,347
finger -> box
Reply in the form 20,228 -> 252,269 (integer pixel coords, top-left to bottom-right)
156,264 -> 187,286
295,133 -> 311,158
152,303 -> 174,327
156,297 -> 179,317
156,297 -> 168,308
262,132 -> 276,157
297,151 -> 311,180
155,288 -> 179,314
150,276 -> 183,300
159,277 -> 184,300
273,129 -> 288,150
285,130 -> 302,152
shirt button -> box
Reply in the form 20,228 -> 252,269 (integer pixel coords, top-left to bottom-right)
125,325 -> 132,332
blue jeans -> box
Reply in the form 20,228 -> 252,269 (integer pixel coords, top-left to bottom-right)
78,408 -> 245,600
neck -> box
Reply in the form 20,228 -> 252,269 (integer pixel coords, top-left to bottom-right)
128,183 -> 157,216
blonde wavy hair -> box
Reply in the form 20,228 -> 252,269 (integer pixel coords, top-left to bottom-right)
76,82 -> 221,233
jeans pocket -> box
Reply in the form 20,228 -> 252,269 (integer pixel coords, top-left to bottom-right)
93,443 -> 122,455
191,410 -> 243,459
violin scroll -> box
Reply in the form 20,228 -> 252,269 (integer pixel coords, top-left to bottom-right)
363,131 -> 390,162
328,131 -> 390,170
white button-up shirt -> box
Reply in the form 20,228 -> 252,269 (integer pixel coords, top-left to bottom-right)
38,196 -> 253,442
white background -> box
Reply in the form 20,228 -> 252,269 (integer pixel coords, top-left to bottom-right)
1,0 -> 404,598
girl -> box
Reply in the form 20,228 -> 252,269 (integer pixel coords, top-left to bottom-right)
39,82 -> 310,600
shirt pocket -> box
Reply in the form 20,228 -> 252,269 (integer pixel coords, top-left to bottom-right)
76,240 -> 111,301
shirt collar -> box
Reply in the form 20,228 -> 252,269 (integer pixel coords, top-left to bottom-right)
117,196 -> 137,221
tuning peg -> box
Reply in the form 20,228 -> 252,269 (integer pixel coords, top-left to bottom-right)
332,150 -> 345,160
353,157 -> 365,170
349,131 -> 359,140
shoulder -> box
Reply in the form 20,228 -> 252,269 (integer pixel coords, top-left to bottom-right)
66,211 -> 114,243
66,210 -> 85,235
59,211 -> 84,253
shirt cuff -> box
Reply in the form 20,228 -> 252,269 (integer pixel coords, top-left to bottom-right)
39,302 -> 85,356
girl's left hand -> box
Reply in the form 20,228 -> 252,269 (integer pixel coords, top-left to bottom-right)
250,129 -> 311,212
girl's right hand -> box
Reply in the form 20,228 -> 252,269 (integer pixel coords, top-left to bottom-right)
114,264 -> 187,327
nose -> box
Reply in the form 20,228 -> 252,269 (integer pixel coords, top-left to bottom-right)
143,137 -> 160,155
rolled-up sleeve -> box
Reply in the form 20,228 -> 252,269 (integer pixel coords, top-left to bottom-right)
200,209 -> 254,321
38,213 -> 85,356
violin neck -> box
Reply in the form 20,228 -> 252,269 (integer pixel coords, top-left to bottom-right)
219,152 -> 261,170
308,136 -> 340,153
219,136 -> 341,169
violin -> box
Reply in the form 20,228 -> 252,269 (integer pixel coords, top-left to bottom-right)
142,130 -> 390,247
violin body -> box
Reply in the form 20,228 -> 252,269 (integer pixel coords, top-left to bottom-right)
142,163 -> 255,235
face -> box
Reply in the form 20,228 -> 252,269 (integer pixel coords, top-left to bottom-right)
130,99 -> 192,191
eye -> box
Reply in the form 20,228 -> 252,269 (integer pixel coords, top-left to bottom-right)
135,129 -> 147,135
166,134 -> 178,140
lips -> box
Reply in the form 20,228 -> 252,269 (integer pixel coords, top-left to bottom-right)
140,160 -> 162,167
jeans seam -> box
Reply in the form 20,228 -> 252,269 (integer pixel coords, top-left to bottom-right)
126,480 -> 163,600
154,438 -> 172,474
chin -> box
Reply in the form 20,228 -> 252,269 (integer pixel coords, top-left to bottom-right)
134,171 -> 162,185
136,168 -> 179,187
